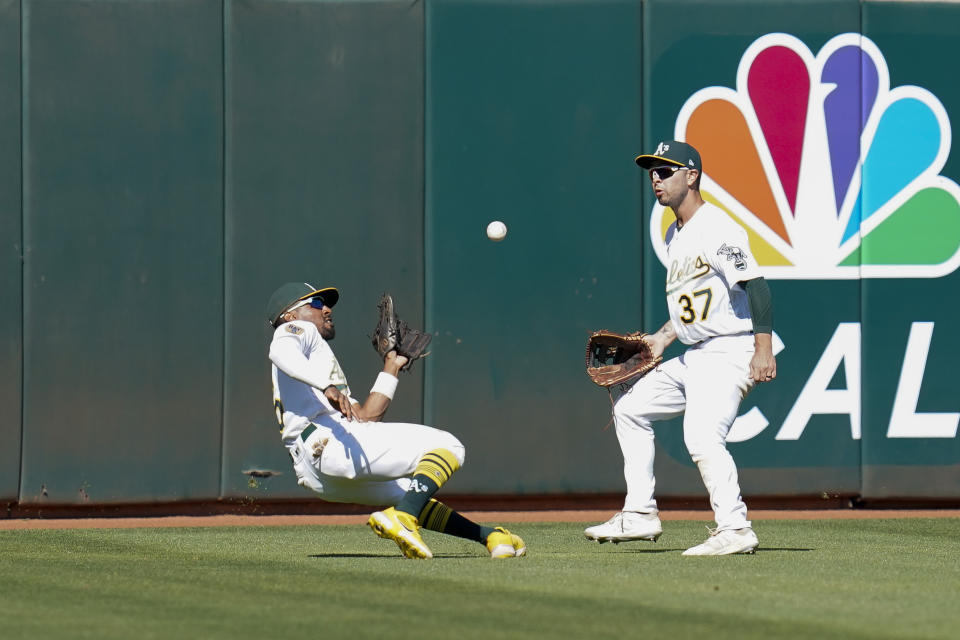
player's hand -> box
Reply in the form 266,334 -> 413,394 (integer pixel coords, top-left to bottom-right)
749,334 -> 777,383
324,386 -> 357,421
384,350 -> 409,374
641,333 -> 667,360
641,321 -> 676,359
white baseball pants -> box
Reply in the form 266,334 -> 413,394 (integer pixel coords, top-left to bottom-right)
289,416 -> 465,506
613,334 -> 755,531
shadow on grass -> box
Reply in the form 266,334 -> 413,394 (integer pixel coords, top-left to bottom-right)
309,552 -> 481,559
309,553 -> 393,558
587,547 -> 815,554
609,548 -> 686,554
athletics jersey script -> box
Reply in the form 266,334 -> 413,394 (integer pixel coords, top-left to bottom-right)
664,202 -> 762,345
269,320 -> 353,441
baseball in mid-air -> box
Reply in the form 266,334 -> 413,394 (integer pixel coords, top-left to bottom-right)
486,220 -> 507,242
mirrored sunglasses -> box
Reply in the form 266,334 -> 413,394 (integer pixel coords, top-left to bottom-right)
288,296 -> 327,313
648,165 -> 687,181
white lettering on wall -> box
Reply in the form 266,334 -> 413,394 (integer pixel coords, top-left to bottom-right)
775,322 -> 861,441
887,322 -> 959,438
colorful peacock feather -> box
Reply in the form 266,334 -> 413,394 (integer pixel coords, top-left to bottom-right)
649,33 -> 960,279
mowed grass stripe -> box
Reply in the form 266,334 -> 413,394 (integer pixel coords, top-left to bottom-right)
1,519 -> 957,639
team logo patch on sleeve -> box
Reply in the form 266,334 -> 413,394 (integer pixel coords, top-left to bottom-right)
718,243 -> 748,270
285,324 -> 304,335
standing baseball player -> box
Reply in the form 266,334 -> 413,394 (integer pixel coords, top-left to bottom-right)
584,140 -> 776,555
267,282 -> 526,559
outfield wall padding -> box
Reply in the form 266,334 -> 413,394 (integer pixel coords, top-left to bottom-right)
0,0 -> 21,502
221,0 -> 426,498
424,0 -> 644,493
1,0 -> 959,508
859,1 -> 960,498
19,0 -> 224,503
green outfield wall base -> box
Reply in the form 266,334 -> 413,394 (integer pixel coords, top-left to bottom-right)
9,494 -> 960,520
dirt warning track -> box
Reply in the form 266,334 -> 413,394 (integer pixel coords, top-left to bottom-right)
2,509 -> 958,530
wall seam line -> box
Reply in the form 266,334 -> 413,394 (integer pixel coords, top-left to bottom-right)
17,0 -> 25,507
219,0 -> 228,501
422,0 -> 433,426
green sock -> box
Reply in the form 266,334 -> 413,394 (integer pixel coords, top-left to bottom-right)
396,449 -> 462,519
418,499 -> 495,543
395,475 -> 439,519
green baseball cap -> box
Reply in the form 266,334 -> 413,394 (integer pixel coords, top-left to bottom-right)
635,140 -> 702,172
266,282 -> 339,327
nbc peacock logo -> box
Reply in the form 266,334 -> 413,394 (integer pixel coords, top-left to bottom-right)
649,32 -> 960,280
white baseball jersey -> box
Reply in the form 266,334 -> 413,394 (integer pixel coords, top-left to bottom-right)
663,202 -> 761,345
269,320 -> 354,443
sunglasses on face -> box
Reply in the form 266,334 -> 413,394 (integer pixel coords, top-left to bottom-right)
288,296 -> 327,313
648,166 -> 688,181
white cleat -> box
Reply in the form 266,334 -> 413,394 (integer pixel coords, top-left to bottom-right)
584,511 -> 662,544
682,527 -> 759,556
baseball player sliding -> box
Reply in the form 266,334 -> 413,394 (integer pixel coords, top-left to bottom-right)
266,282 -> 526,559
585,141 -> 776,555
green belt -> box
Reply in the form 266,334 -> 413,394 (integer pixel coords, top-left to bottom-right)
300,424 -> 317,442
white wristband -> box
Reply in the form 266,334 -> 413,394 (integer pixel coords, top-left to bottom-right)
370,372 -> 398,400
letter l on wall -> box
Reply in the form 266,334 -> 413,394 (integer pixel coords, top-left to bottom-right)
887,322 -> 959,438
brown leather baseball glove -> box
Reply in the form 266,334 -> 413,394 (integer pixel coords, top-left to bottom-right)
371,293 -> 431,372
585,330 -> 662,387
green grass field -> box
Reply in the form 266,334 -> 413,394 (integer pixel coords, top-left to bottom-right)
2,518 -> 958,639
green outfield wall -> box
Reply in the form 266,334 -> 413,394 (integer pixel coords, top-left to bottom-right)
1,0 -> 959,509
19,0 -> 225,504
0,0 -> 20,501
425,0 -> 644,495
221,0 -> 426,499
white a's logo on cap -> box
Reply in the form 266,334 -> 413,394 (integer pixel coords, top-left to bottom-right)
655,142 -> 669,156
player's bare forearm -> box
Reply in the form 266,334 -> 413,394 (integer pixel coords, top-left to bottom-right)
645,320 -> 677,358
383,352 -> 406,376
354,397 -> 387,423
353,383 -> 392,422
749,332 -> 777,383
353,352 -> 408,422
